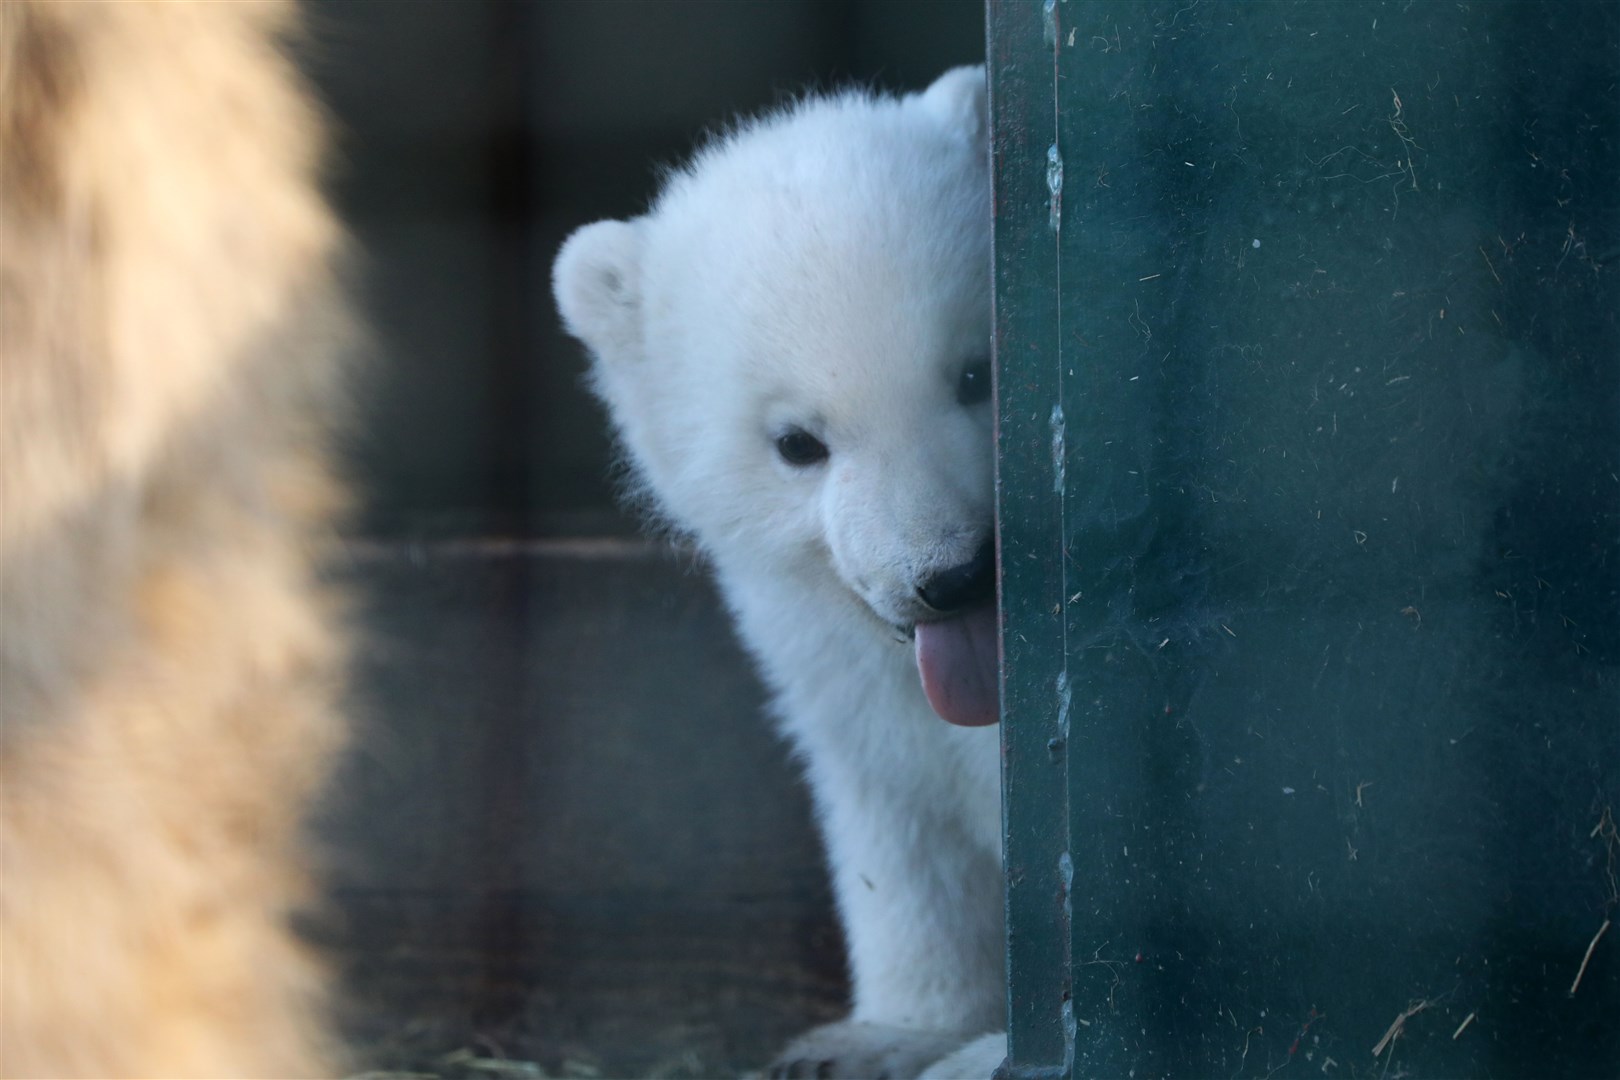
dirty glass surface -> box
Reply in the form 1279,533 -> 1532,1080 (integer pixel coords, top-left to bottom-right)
991,2 -> 1618,1076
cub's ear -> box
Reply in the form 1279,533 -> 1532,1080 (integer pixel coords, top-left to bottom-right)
552,219 -> 644,359
913,64 -> 987,145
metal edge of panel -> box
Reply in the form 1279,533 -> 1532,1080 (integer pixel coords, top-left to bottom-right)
990,0 -> 1072,1077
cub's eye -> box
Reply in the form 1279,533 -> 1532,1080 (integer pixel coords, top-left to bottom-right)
956,359 -> 992,406
775,427 -> 829,467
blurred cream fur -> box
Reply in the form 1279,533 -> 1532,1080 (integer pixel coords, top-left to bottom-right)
0,2 -> 352,1076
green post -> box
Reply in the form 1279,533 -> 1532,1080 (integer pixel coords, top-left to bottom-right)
992,2 -> 1619,1076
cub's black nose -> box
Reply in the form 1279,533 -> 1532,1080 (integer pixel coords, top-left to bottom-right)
917,538 -> 996,614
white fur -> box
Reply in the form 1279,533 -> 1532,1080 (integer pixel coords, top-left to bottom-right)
921,1033 -> 1010,1079
554,67 -> 1005,1077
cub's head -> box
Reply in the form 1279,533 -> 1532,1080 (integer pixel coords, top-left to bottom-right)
554,67 -> 996,723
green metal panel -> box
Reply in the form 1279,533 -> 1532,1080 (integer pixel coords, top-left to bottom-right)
992,2 -> 1618,1077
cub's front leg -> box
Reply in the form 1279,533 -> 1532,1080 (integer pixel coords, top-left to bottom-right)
771,757 -> 1004,1079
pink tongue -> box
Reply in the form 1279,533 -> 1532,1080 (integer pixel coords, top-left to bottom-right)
914,605 -> 1000,727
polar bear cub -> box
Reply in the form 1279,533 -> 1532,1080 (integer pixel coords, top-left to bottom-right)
553,67 -> 1007,1077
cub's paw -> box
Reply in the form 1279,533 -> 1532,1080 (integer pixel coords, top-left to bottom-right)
768,1020 -> 975,1079
920,1032 -> 1007,1079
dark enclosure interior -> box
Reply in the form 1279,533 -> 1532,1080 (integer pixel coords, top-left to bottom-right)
298,3 -> 985,1076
